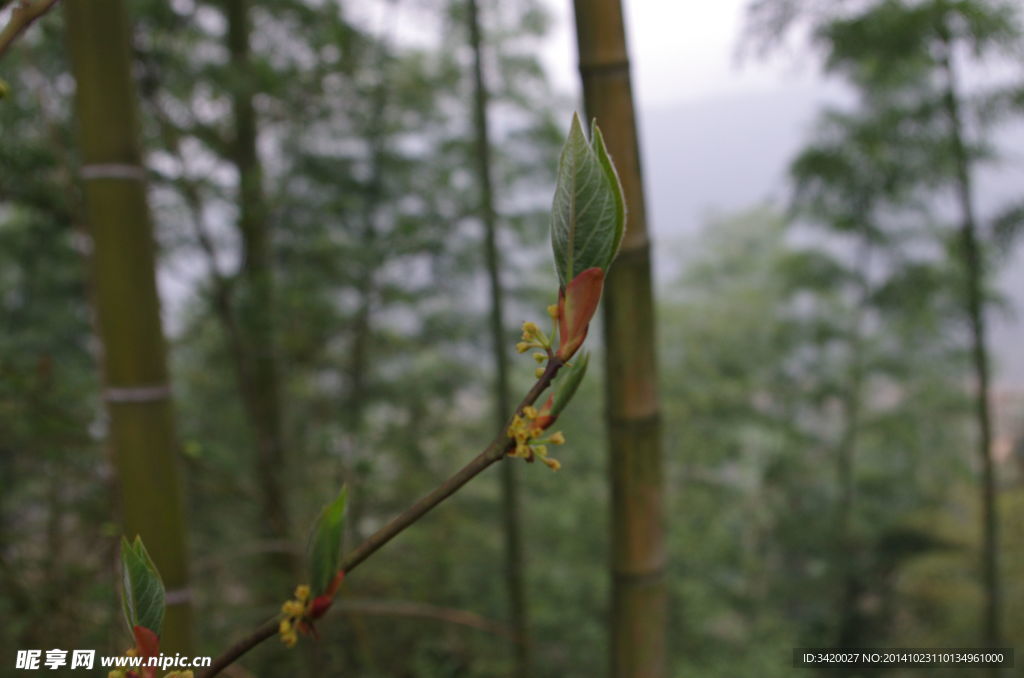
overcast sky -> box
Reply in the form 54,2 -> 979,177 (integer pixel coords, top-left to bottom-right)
541,0 -> 821,108
538,0 -> 830,248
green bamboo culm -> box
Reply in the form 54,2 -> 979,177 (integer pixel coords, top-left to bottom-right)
64,0 -> 193,654
571,2 -> 667,677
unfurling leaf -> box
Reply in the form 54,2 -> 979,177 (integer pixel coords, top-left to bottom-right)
308,486 -> 348,598
550,113 -> 626,287
556,267 -> 604,361
120,536 -> 166,636
132,625 -> 161,678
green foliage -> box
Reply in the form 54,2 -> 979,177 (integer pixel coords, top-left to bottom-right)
6,0 -> 1021,675
308,486 -> 347,597
120,536 -> 166,636
134,0 -> 567,672
550,114 -> 625,286
660,204 -> 975,666
0,7 -> 116,663
741,0 -> 1024,657
820,0 -> 1021,89
991,200 -> 1024,253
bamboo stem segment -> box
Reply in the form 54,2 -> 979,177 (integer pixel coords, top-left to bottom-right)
571,2 -> 667,677
64,0 -> 193,654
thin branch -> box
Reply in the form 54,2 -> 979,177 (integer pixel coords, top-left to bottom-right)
197,357 -> 564,678
0,0 -> 60,60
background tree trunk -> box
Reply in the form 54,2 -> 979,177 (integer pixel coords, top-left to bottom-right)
64,0 -> 193,653
466,0 -> 531,674
938,31 -> 1001,653
224,0 -> 296,588
571,2 -> 666,676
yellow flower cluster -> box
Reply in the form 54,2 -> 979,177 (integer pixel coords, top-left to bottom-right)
515,321 -> 550,358
278,584 -> 311,648
517,311 -> 562,377
507,406 -> 566,471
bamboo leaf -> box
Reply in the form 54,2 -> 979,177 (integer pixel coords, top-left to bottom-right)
550,113 -> 625,287
308,486 -> 348,597
120,536 -> 166,636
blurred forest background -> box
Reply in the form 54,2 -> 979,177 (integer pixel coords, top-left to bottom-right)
1,0 -> 1023,677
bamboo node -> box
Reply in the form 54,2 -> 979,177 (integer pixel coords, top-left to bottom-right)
104,383 -> 172,403
81,163 -> 146,181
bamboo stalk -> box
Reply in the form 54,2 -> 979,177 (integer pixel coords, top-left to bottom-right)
938,29 -> 1001,655
64,0 -> 193,654
571,2 -> 666,677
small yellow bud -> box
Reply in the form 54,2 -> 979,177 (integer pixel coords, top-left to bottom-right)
534,444 -> 548,457
282,630 -> 298,648
542,456 -> 562,471
549,431 -> 566,445
282,600 -> 305,617
522,321 -> 540,337
515,342 -> 530,353
279,618 -> 292,634
125,649 -> 136,658
523,406 -> 538,419
547,304 -> 559,318
294,585 -> 310,601
533,352 -> 546,363
535,367 -> 545,378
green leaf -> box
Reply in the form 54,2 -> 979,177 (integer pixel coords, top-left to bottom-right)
308,486 -> 348,597
590,121 -> 626,262
550,351 -> 589,418
550,113 -> 626,287
120,536 -> 166,636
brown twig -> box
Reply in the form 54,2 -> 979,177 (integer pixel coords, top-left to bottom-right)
0,0 -> 60,60
197,358 -> 564,678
